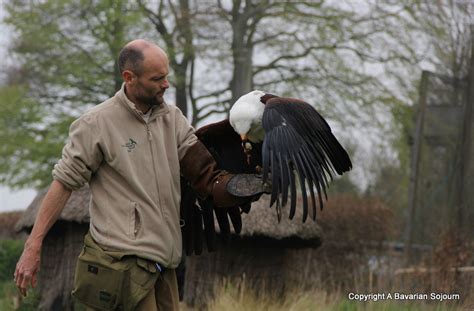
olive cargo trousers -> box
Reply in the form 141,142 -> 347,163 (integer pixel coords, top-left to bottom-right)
74,232 -> 179,310
83,268 -> 179,311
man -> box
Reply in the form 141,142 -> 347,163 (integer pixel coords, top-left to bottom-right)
14,39 -> 256,310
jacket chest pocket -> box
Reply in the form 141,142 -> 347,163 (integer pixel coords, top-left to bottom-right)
128,201 -> 142,239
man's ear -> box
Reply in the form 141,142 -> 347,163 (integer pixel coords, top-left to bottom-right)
122,70 -> 136,84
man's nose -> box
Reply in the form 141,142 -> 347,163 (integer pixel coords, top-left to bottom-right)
162,79 -> 170,89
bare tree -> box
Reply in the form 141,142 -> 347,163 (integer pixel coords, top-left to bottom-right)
182,1 -> 427,127
138,0 -> 196,117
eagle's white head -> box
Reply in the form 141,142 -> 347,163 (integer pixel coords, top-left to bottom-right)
229,90 -> 266,142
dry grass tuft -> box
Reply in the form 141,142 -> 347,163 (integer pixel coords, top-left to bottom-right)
207,284 -> 342,311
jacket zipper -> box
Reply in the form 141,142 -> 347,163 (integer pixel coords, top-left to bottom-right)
145,124 -> 162,211
145,122 -> 175,264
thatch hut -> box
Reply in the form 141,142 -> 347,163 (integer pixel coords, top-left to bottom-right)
16,185 -> 90,311
183,194 -> 325,308
0,211 -> 26,240
183,194 -> 396,308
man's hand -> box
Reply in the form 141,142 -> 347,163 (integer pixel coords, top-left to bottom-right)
12,180 -> 71,297
14,241 -> 41,296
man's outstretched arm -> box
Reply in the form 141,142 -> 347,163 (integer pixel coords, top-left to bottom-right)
14,179 -> 72,296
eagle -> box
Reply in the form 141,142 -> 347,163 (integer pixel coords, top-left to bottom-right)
180,90 -> 352,255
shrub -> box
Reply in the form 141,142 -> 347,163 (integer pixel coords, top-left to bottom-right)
0,239 -> 24,282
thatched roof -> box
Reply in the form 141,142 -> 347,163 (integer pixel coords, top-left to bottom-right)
16,185 -> 91,232
15,185 -> 321,240
239,193 -> 396,244
316,194 -> 396,244
239,194 -> 323,240
0,211 -> 26,239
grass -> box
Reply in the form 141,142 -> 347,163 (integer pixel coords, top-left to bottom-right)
186,229 -> 474,311
208,286 -> 339,311
0,281 -> 40,311
203,286 -> 464,311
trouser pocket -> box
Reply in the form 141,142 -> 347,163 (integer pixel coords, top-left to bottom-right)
121,257 -> 160,310
72,246 -> 126,310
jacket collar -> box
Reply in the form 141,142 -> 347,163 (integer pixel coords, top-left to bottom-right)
116,83 -> 170,123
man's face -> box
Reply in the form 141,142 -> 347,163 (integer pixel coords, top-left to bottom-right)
127,49 -> 170,108
134,68 -> 169,107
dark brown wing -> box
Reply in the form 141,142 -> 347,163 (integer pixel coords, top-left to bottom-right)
262,97 -> 352,222
180,119 -> 262,256
197,119 -> 262,174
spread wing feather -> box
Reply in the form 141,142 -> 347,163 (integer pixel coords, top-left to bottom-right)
180,120 -> 262,256
262,97 -> 352,221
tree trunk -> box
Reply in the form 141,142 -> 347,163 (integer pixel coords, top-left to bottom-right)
175,64 -> 188,117
230,41 -> 253,104
230,4 -> 254,105
171,0 -> 194,117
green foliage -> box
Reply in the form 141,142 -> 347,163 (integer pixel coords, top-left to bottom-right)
4,0 -> 145,102
0,281 -> 18,310
0,281 -> 40,311
1,0 -> 148,189
0,239 -> 23,282
391,100 -> 416,169
0,85 -> 71,189
361,96 -> 416,229
18,288 -> 40,311
0,240 -> 40,311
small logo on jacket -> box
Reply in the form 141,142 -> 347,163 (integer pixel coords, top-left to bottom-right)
122,138 -> 137,152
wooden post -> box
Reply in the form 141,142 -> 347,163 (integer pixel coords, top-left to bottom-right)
457,25 -> 474,230
404,70 -> 429,265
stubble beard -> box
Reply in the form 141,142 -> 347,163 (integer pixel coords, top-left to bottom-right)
140,93 -> 164,108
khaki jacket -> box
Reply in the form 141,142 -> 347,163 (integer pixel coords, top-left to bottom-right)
53,84 -> 197,267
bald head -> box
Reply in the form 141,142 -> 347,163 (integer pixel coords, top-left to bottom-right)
118,39 -> 167,76
119,39 -> 170,112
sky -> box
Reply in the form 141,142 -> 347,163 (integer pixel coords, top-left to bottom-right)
0,187 -> 37,212
0,2 -> 37,212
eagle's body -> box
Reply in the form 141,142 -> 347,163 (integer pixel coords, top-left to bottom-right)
181,90 -> 352,255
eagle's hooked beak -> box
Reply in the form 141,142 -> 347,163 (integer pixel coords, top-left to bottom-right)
240,134 -> 252,165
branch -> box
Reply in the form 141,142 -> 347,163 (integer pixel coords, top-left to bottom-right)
213,0 -> 231,22
189,58 -> 198,125
253,45 -> 336,75
253,30 -> 297,46
55,30 -> 111,74
167,0 -> 179,21
137,0 -> 170,40
194,87 -> 230,101
197,96 -> 231,111
138,1 -> 179,68
196,107 -> 229,123
336,44 -> 412,63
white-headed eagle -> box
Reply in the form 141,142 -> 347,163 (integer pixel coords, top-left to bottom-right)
180,90 -> 352,255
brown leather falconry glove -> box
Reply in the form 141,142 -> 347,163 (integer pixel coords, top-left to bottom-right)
180,141 -> 268,207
